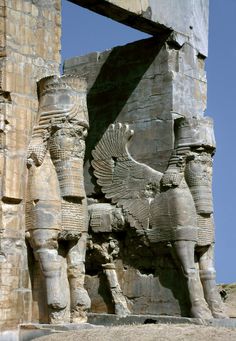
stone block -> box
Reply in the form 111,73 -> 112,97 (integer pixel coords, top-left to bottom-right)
64,37 -> 174,195
87,313 -> 236,329
65,37 -> 206,195
2,155 -> 25,202
1,202 -> 25,237
69,0 -> 209,56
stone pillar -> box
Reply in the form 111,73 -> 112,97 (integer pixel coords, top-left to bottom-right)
0,0 -> 61,330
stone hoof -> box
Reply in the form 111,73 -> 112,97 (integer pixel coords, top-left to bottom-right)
71,307 -> 88,324
212,311 -> 228,319
191,300 -> 212,319
210,301 -> 228,319
49,308 -> 69,324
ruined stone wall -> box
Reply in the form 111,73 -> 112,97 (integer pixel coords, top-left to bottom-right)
64,34 -> 207,315
0,0 -> 61,330
0,0 -> 219,328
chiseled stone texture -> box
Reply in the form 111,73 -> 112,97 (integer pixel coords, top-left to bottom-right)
63,20 -> 214,319
85,258 -> 190,317
64,37 -> 207,196
85,117 -> 224,319
68,0 -> 209,56
0,0 -> 61,330
0,0 -> 226,330
26,75 -> 91,324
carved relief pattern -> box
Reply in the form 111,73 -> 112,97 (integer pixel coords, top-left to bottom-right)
91,117 -> 227,320
26,75 -> 90,324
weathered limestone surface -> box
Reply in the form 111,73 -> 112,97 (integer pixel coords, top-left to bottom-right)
86,118 -> 225,319
63,1 -> 227,320
26,75 -> 91,324
0,0 -> 232,335
64,37 -> 207,196
64,35 -> 222,316
68,0 -> 209,56
0,0 -> 61,331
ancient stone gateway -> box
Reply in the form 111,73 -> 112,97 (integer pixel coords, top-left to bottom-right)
0,0 -> 229,339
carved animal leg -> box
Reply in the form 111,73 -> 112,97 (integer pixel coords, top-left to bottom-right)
103,263 -> 130,317
67,233 -> 91,323
30,229 -> 67,321
198,245 -> 227,318
172,240 -> 212,319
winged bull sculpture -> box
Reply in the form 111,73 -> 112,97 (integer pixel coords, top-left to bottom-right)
91,116 -> 227,319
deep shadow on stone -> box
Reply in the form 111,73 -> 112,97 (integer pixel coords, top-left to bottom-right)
119,234 -> 191,317
85,36 -> 168,164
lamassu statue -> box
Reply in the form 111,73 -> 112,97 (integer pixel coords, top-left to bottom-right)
26,75 -> 91,323
91,116 -> 227,319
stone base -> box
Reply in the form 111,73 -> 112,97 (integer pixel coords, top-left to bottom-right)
1,323 -> 101,341
1,315 -> 236,341
87,313 -> 236,329
0,331 -> 19,341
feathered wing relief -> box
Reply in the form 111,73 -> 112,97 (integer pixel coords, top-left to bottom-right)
91,117 -> 227,320
91,123 -> 163,230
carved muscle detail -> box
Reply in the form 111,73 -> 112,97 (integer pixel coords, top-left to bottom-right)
92,123 -> 162,230
91,117 -> 226,320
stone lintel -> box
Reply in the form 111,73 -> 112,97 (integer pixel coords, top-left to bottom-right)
67,0 -> 209,56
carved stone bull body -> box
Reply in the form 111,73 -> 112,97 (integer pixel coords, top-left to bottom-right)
26,75 -> 90,324
91,117 -> 226,319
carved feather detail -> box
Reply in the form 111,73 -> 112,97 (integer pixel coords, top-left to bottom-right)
92,123 -> 163,230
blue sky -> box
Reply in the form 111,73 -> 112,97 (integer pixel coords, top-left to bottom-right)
61,0 -> 236,284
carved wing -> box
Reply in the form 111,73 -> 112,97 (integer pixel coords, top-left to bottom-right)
91,123 -> 163,230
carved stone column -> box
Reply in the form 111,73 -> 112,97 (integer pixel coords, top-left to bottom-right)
0,0 -> 61,331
